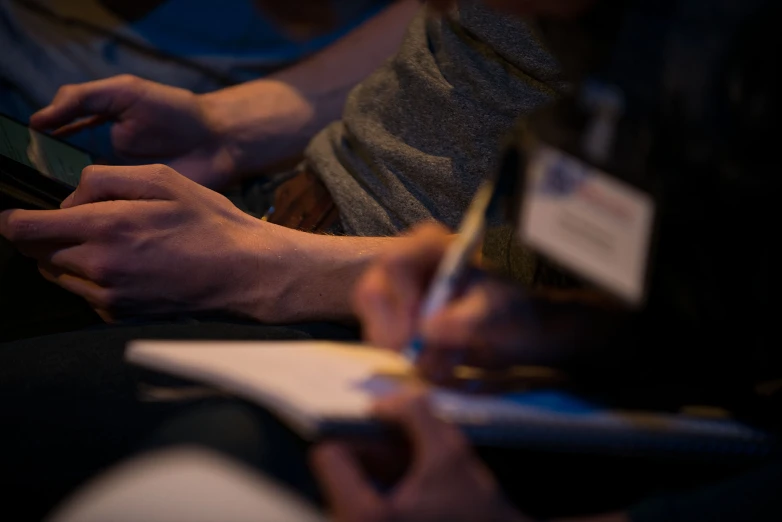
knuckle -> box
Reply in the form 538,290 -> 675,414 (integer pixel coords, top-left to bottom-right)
96,288 -> 122,311
378,251 -> 409,279
405,221 -> 448,242
418,221 -> 449,236
143,164 -> 179,196
141,164 -> 176,187
55,84 -> 76,100
101,214 -> 140,239
117,74 -> 142,88
113,75 -> 148,108
148,163 -> 174,178
79,165 -> 100,185
353,269 -> 384,307
84,256 -> 120,286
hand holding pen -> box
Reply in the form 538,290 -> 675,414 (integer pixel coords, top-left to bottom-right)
352,164 -> 519,384
402,181 -> 496,363
353,220 -> 581,390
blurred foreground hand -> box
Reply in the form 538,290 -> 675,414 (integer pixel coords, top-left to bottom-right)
353,223 -> 622,385
311,391 -> 532,522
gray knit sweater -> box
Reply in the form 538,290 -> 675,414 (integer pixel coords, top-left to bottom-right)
305,1 -> 567,238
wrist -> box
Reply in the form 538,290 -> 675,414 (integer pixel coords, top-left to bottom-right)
232,228 -> 393,323
275,232 -> 393,323
214,217 -> 295,323
198,80 -> 317,179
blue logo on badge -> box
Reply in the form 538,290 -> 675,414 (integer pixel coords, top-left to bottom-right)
539,153 -> 587,197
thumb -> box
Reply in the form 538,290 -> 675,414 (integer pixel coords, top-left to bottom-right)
310,443 -> 384,521
62,164 -> 178,208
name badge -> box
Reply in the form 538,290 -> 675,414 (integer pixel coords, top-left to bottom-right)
518,144 -> 655,306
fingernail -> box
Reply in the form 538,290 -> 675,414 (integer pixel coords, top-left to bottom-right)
60,192 -> 75,209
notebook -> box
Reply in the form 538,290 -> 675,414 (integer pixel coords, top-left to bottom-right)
126,340 -> 775,458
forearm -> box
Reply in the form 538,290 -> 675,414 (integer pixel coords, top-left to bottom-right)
238,228 -> 397,323
200,0 -> 420,180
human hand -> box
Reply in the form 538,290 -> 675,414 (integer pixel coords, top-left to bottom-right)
354,223 -> 619,384
311,391 -> 532,522
30,75 -> 234,189
0,164 -> 297,322
353,223 -> 534,382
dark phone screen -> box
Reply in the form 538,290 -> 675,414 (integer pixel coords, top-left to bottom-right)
0,114 -> 92,188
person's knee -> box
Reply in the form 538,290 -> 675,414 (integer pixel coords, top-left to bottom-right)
144,401 -> 266,466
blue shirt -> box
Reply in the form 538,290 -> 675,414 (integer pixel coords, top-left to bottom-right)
0,0 -> 390,156
120,0 -> 391,83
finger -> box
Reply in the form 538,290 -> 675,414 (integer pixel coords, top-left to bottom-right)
37,263 -> 115,311
93,308 -> 115,323
410,272 -> 496,383
421,275 -> 528,364
421,279 -> 558,377
373,391 -> 463,464
394,222 -> 457,288
353,264 -> 408,350
421,290 -> 493,354
62,164 -> 179,208
0,203 -> 142,243
50,115 -> 109,139
388,224 -> 459,334
30,75 -> 144,131
353,223 -> 456,349
0,208 -> 94,243
42,243 -> 118,288
310,443 -> 384,521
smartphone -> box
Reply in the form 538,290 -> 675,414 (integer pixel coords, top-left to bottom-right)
0,112 -> 93,209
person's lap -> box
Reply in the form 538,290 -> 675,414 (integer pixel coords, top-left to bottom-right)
0,278 -> 359,521
0,246 -> 768,520
118,398 -> 775,522
0,191 -> 763,520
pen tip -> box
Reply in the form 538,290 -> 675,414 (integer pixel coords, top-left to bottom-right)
403,337 -> 424,362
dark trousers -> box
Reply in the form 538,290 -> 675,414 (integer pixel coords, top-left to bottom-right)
140,400 -> 778,522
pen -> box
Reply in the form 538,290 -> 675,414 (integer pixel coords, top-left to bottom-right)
402,179 -> 498,363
